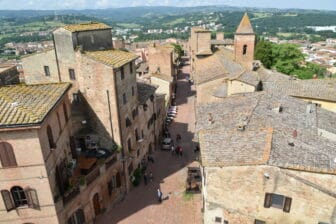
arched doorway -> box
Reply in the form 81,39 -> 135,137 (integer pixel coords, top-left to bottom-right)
148,143 -> 152,154
92,193 -> 100,216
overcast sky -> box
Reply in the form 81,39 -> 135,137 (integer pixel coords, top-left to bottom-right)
0,0 -> 335,10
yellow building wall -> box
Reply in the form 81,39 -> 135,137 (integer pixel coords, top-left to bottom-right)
227,80 -> 255,96
299,97 -> 336,113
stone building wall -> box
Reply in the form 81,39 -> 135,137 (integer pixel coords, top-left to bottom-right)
148,47 -> 174,77
0,66 -> 20,86
196,32 -> 211,54
204,165 -> 336,224
0,95 -> 72,224
150,76 -> 172,105
22,50 -> 59,84
234,34 -> 255,70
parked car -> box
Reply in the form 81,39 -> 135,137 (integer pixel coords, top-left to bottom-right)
162,138 -> 173,150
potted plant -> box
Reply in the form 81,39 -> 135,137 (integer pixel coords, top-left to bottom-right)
79,176 -> 87,191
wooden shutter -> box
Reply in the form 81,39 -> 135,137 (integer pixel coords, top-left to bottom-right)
108,181 -> 113,195
0,143 -> 17,167
283,197 -> 292,213
116,173 -> 121,188
1,190 -> 15,211
264,193 -> 272,208
26,188 -> 40,210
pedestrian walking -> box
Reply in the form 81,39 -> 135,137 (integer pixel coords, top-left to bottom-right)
149,171 -> 153,182
176,134 -> 181,142
144,172 -> 148,185
179,146 -> 183,157
176,146 -> 180,156
157,189 -> 163,203
171,145 -> 175,155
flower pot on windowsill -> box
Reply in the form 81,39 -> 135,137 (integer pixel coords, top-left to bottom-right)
79,176 -> 87,191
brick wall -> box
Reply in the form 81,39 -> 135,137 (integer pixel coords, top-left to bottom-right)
234,34 -> 255,70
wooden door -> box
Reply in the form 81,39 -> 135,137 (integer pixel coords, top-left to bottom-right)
92,193 -> 100,216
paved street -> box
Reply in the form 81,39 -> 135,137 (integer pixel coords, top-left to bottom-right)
95,58 -> 202,224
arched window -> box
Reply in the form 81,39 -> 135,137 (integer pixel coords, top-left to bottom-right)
63,103 -> 68,123
47,125 -> 56,149
243,45 -> 247,55
10,186 -> 27,207
0,142 -> 17,167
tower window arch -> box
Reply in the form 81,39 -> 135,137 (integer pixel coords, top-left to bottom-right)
243,45 -> 247,55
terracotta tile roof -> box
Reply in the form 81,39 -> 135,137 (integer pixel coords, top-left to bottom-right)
194,48 -> 244,84
0,83 -> 71,128
264,79 -> 336,102
235,13 -> 254,34
63,22 -> 111,32
84,50 -> 139,68
196,92 -> 336,173
199,128 -> 273,167
232,71 -> 261,87
137,82 -> 157,104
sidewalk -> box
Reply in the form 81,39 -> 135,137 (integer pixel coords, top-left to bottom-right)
95,59 -> 202,224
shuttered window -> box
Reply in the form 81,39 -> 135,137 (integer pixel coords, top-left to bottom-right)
0,142 -> 17,168
264,193 -> 292,213
11,186 -> 28,207
1,187 -> 39,212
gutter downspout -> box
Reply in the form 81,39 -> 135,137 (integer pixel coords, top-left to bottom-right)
52,33 -> 62,82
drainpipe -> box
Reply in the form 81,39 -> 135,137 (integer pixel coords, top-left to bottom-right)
52,33 -> 62,82
106,90 -> 114,140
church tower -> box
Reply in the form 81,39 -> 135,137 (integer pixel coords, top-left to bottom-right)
234,13 -> 255,70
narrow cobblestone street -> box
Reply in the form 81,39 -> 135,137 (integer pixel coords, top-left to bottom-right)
95,58 -> 202,224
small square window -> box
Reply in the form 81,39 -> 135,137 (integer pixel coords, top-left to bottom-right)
255,220 -> 266,224
215,217 -> 222,223
44,66 -> 50,76
120,67 -> 125,80
69,69 -> 76,80
123,93 -> 127,105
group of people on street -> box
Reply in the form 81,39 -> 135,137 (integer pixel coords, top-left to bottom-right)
170,133 -> 183,157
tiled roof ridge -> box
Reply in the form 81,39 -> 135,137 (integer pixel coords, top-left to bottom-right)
235,12 -> 254,34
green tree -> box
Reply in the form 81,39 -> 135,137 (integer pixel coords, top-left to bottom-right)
171,43 -> 184,60
255,40 -> 274,69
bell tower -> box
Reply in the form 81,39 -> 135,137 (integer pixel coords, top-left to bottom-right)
234,13 -> 255,70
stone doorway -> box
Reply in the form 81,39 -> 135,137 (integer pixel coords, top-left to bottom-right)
93,193 -> 101,216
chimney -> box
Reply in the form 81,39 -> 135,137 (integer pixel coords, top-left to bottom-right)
216,32 -> 224,40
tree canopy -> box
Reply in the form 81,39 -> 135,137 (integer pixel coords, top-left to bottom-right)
255,40 -> 326,79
